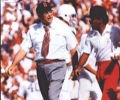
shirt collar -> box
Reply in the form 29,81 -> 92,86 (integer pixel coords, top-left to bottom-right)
102,24 -> 111,35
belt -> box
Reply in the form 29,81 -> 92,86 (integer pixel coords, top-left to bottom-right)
36,59 -> 64,64
96,60 -> 118,66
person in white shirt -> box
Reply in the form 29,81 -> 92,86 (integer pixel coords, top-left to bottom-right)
5,2 -> 77,100
70,5 -> 120,100
57,3 -> 79,100
77,33 -> 102,100
17,69 -> 43,100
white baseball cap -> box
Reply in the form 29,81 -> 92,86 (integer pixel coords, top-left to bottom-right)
28,70 -> 37,76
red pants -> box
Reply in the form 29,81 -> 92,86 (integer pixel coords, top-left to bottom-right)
97,60 -> 119,100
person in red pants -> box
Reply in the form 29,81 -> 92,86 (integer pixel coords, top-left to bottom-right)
70,5 -> 120,100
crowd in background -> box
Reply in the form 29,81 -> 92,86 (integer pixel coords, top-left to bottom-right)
1,0 -> 120,100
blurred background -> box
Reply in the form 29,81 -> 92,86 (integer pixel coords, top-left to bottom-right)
1,0 -> 120,100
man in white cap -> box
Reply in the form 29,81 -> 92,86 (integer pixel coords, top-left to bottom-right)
57,3 -> 79,100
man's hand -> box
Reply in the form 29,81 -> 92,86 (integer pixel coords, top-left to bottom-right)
4,66 -> 16,77
74,67 -> 82,77
69,67 -> 82,80
4,48 -> 27,78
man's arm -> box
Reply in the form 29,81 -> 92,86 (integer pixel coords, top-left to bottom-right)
85,64 -> 97,75
5,48 -> 27,76
70,53 -> 89,79
16,94 -> 26,100
70,44 -> 78,57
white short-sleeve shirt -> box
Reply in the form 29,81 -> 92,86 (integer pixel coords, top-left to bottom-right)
83,24 -> 120,61
21,17 -> 78,60
17,80 -> 43,100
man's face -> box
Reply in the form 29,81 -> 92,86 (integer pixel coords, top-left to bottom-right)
28,75 -> 37,82
70,14 -> 77,27
90,18 -> 103,31
41,11 -> 53,25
